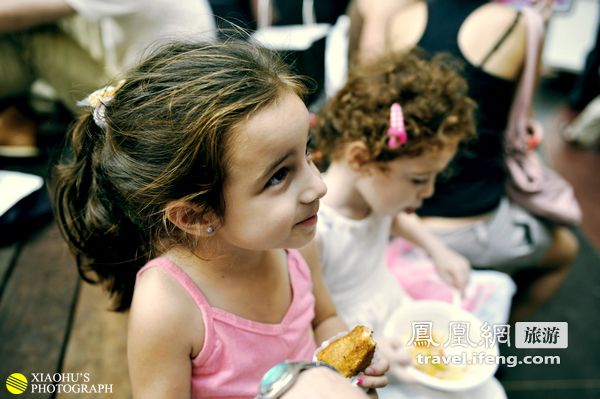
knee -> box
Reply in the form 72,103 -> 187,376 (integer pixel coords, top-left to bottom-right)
557,227 -> 579,265
541,226 -> 579,269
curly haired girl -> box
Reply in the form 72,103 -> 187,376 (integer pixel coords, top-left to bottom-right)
303,48 -> 511,397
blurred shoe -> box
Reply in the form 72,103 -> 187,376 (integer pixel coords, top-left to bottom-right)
562,96 -> 600,150
0,106 -> 40,158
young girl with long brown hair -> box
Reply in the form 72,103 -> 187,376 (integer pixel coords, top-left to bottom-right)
52,40 -> 387,398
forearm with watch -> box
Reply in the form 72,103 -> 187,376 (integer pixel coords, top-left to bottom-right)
256,360 -> 369,399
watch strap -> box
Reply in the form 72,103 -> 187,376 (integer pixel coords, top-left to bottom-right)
300,361 -> 339,374
256,360 -> 340,399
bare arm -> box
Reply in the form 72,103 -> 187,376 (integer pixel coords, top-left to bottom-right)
391,212 -> 471,292
128,268 -> 203,399
300,239 -> 348,345
353,0 -> 417,62
0,0 -> 76,35
299,238 -> 389,391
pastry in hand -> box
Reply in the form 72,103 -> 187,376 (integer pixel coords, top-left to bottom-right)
316,325 -> 377,378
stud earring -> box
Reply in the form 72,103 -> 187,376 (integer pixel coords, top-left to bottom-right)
206,226 -> 214,234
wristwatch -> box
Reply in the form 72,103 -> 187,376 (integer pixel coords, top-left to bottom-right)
256,360 -> 340,399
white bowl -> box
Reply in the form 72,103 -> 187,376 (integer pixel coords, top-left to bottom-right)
383,300 -> 499,392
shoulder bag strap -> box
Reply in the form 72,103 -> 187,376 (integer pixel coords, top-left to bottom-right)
505,7 -> 546,153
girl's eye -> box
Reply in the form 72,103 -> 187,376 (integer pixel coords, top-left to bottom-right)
306,138 -> 312,157
411,178 -> 429,185
266,168 -> 289,187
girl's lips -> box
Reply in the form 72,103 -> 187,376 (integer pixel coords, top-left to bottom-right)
297,214 -> 318,227
404,203 -> 422,214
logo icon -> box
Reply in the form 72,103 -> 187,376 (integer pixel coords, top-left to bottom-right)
6,373 -> 28,394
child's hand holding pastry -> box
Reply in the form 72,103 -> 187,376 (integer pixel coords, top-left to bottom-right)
314,326 -> 389,393
357,355 -> 389,396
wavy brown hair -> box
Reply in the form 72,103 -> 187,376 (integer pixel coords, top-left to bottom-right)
316,49 -> 476,164
52,40 -> 307,311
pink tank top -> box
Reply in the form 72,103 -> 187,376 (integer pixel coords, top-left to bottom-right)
135,249 -> 317,399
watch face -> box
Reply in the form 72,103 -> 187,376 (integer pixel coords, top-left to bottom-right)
260,362 -> 287,388
257,361 -> 307,399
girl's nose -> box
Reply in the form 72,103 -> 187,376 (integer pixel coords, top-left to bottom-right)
419,177 -> 436,199
300,162 -> 327,203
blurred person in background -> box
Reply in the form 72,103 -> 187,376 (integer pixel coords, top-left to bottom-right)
562,18 -> 600,149
0,0 -> 215,152
346,0 -> 578,324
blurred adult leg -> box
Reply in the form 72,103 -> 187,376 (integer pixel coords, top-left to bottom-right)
1,24 -> 110,114
568,21 -> 600,111
0,32 -> 37,147
509,226 -> 578,323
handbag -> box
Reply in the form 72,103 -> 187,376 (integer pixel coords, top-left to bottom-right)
504,7 -> 582,226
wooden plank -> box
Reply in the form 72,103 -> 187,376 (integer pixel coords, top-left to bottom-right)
0,242 -> 18,295
0,222 -> 79,399
56,283 -> 131,399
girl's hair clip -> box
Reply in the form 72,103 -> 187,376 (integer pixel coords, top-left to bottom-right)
77,80 -> 125,129
387,102 -> 407,149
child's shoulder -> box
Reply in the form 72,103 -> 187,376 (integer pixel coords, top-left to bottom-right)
127,258 -> 205,394
130,257 -> 205,357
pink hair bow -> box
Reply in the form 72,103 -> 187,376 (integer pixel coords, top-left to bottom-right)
388,103 -> 407,149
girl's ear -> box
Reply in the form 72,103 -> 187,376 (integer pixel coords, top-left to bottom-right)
344,141 -> 372,173
166,201 -> 217,236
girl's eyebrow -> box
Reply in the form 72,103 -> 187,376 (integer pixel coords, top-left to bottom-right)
259,130 -> 310,181
411,166 -> 442,175
259,152 -> 292,181
412,171 -> 436,176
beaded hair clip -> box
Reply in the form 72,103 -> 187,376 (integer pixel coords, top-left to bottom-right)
387,103 -> 407,149
77,80 -> 126,129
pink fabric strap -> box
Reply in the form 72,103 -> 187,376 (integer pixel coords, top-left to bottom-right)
136,258 -> 216,358
137,258 -> 211,309
504,7 -> 545,153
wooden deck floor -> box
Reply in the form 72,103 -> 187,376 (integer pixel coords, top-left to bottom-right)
0,221 -> 131,398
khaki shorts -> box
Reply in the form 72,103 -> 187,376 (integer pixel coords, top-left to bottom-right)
429,197 -> 553,271
0,25 -> 110,113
